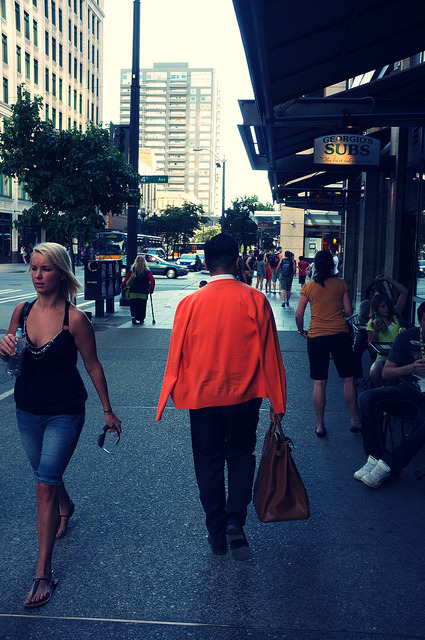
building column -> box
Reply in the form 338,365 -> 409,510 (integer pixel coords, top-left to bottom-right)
279,204 -> 304,258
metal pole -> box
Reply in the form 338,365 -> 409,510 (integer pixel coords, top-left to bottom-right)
126,0 -> 141,270
221,159 -> 226,233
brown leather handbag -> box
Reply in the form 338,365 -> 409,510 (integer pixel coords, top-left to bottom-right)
253,420 -> 310,522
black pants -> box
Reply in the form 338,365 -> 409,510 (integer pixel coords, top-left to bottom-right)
358,386 -> 425,476
189,398 -> 262,546
130,297 -> 147,322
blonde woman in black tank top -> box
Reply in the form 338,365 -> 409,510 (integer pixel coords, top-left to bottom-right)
0,243 -> 121,608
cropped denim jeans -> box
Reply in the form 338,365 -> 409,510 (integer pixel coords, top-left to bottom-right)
16,409 -> 85,486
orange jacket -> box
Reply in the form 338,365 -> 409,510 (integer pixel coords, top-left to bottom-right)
156,278 -> 286,420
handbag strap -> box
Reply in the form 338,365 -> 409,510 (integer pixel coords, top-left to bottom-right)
268,419 -> 294,449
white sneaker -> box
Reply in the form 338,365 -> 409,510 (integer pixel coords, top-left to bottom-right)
354,455 -> 378,481
361,459 -> 391,488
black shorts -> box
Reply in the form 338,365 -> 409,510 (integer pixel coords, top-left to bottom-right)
307,332 -> 355,380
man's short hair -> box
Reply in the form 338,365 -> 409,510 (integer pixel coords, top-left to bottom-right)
417,301 -> 425,322
204,233 -> 239,273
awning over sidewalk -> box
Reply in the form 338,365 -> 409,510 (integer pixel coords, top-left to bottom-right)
233,0 -> 425,199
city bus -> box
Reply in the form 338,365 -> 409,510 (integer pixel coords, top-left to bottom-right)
93,231 -> 163,260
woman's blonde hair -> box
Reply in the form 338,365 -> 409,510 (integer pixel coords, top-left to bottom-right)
31,242 -> 81,301
131,255 -> 147,275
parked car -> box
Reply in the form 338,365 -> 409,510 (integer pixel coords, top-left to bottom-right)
176,253 -> 203,271
144,254 -> 188,278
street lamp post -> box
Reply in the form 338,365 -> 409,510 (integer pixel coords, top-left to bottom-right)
126,0 -> 141,270
193,147 -> 226,233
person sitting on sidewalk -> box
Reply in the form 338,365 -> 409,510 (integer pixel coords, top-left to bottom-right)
156,233 -> 286,560
355,301 -> 425,488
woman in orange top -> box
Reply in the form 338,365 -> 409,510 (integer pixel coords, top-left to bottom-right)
295,250 -> 360,437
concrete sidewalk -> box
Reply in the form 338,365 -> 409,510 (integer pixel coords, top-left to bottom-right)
0,284 -> 424,640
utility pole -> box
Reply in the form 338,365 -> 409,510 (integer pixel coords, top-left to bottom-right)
126,0 -> 141,270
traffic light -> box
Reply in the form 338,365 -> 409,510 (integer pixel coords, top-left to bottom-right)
111,124 -> 130,160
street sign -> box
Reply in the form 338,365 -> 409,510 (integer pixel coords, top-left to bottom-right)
140,175 -> 169,184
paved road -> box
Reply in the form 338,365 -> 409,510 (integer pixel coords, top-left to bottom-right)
0,268 -> 424,640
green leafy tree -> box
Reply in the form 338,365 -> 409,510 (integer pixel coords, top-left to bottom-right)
0,88 -> 138,264
144,203 -> 207,257
223,196 -> 259,252
192,224 -> 221,243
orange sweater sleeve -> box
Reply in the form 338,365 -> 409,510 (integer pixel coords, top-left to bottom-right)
156,298 -> 190,420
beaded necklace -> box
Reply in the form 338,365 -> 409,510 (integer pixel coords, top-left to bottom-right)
24,316 -> 62,358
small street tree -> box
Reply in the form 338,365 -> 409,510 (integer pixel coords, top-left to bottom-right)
0,88 -> 138,265
143,203 -> 208,257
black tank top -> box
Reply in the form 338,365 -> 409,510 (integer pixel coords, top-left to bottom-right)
14,300 -> 88,414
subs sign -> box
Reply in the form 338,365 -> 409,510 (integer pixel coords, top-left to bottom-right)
314,134 -> 380,166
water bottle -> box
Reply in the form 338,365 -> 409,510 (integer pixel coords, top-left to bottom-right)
6,328 -> 26,378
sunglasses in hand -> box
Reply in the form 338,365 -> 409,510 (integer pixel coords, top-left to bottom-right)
97,424 -> 121,454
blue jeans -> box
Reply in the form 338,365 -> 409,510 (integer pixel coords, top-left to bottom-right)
16,409 -> 85,486
358,386 -> 425,477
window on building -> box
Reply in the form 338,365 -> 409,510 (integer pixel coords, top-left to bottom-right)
3,77 -> 8,103
25,51 -> 30,78
96,19 -> 99,39
96,49 -> 99,69
45,104 -> 49,120
15,3 -> 21,32
34,58 -> 38,84
2,34 -> 7,64
44,0 -> 48,19
33,20 -> 38,46
58,42 -> 62,67
45,30 -> 49,56
33,0 -> 37,6
73,88 -> 77,110
58,77 -> 62,100
52,36 -> 56,61
16,45 -> 21,73
91,73 -> 94,93
73,0 -> 77,13
52,72 -> 56,95
68,117 -> 71,129
91,43 -> 94,63
68,19 -> 71,41
52,107 -> 56,127
45,67 -> 49,91
58,7 -> 62,31
79,61 -> 82,83
24,11 -> 30,39
73,24 -> 77,47
1,0 -> 6,19
79,0 -> 83,20
68,52 -> 71,74
51,1 -> 56,25
58,111 -> 62,130
73,56 -> 77,79
79,31 -> 82,52
68,84 -> 71,106
92,15 -> 95,35
79,92 -> 82,114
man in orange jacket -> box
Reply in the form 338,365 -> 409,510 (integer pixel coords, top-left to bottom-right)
156,233 -> 286,559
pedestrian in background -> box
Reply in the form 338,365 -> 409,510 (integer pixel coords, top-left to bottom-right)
278,250 -> 296,307
297,256 -> 309,285
295,249 -> 360,437
156,233 -> 286,560
122,255 -> 155,325
256,251 -> 266,291
0,242 -> 121,608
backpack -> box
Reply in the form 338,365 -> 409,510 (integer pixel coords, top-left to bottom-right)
269,253 -> 279,268
281,259 -> 293,277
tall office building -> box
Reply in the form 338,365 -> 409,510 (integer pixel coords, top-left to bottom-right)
119,62 -> 222,218
0,0 -> 104,261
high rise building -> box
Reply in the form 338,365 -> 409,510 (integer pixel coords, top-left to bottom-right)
119,62 -> 222,218
0,0 -> 104,261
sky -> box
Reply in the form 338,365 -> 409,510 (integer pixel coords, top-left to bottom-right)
101,0 -> 273,208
